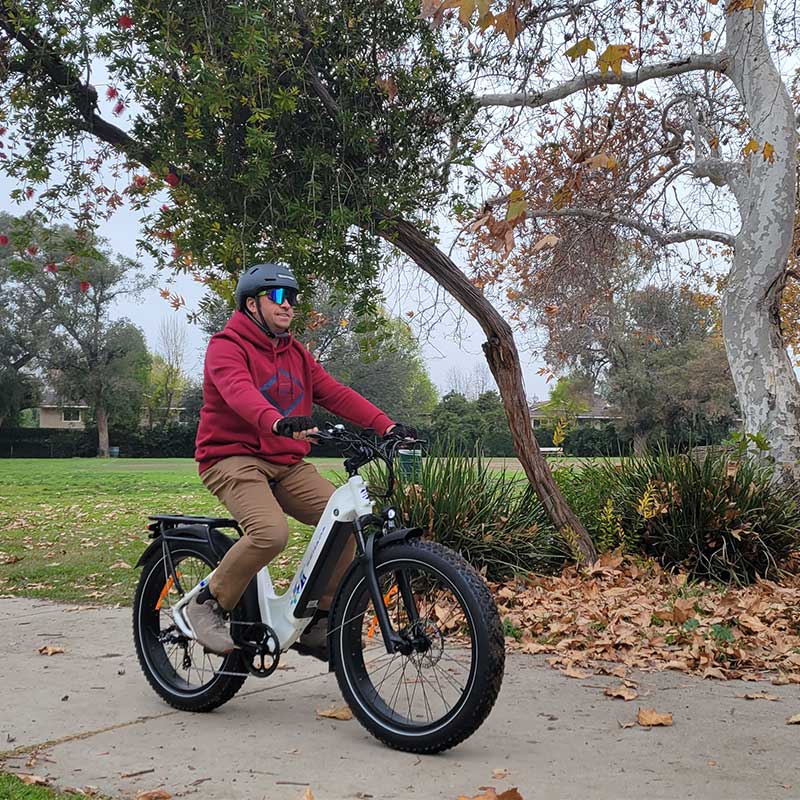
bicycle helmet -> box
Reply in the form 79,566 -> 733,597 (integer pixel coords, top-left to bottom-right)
235,263 -> 299,311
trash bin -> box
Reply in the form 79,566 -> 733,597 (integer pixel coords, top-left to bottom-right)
397,448 -> 422,480
109,446 -> 120,458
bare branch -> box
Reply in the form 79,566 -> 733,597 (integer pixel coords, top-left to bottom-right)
523,206 -> 736,247
478,53 -> 726,109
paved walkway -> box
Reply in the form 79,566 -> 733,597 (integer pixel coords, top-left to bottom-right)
1,598 -> 799,799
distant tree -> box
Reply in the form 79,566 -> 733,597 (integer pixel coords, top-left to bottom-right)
538,375 -> 593,427
321,317 -> 437,426
143,317 -> 187,428
0,213 -> 153,455
430,390 -> 514,456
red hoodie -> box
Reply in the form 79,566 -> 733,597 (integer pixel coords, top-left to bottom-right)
195,311 -> 394,473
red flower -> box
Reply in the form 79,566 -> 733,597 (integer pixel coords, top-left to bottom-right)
133,175 -> 148,188
27,245 -> 38,256
0,235 -> 8,246
160,204 -> 170,213
106,86 -> 119,100
24,187 -> 34,199
113,100 -> 125,116
45,263 -> 58,273
117,14 -> 133,28
79,281 -> 91,293
165,172 -> 180,188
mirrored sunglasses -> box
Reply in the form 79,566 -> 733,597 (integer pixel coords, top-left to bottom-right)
258,287 -> 299,306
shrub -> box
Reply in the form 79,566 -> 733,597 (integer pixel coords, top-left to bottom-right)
374,444 -> 570,579
569,449 -> 800,584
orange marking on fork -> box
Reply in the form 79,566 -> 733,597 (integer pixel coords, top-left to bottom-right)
367,585 -> 398,639
155,571 -> 182,611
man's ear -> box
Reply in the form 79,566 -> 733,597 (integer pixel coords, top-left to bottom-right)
245,296 -> 257,314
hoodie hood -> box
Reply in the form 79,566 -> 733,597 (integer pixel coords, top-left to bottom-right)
226,309 -> 293,352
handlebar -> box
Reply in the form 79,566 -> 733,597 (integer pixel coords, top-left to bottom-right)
310,424 -> 425,499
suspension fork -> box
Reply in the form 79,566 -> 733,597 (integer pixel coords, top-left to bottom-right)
354,519 -> 411,655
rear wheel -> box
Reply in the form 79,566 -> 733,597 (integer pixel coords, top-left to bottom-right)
133,542 -> 247,712
330,539 -> 504,753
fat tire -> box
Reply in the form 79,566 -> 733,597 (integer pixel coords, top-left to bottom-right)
330,539 -> 504,753
133,543 -> 247,712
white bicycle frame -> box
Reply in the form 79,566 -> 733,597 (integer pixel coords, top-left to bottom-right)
170,473 -> 374,649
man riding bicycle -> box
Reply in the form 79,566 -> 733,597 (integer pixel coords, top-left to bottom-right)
190,263 -> 414,660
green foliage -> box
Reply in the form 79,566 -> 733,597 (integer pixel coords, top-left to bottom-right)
537,375 -> 591,425
380,443 -> 570,579
429,391 -> 516,456
562,423 -> 631,457
0,773 -> 94,800
561,450 -> 800,584
1,0 -> 477,298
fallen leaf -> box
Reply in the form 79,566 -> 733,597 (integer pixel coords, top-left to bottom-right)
0,554 -> 23,565
110,560 -> 132,569
19,775 -> 49,786
703,666 -> 728,680
498,789 -> 524,800
303,789 -> 315,800
316,706 -> 353,721
561,664 -> 590,679
38,645 -> 65,656
492,768 -> 510,779
707,760 -> 717,767
786,714 -> 800,725
637,707 -> 673,727
135,791 -> 172,800
736,692 -> 780,701
618,719 -> 636,729
604,685 -> 639,701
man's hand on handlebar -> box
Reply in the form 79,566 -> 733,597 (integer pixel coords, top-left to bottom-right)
383,423 -> 418,441
273,416 -> 319,440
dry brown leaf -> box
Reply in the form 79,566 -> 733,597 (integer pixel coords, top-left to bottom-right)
736,692 -> 780,701
492,768 -> 510,779
604,685 -> 639,701
786,714 -> 800,725
703,667 -> 728,680
637,707 -> 673,727
316,706 -> 353,721
532,234 -> 559,252
561,664 -> 590,679
135,791 -> 172,800
497,790 -> 524,800
38,645 -> 65,656
618,719 -> 636,729
303,789 -> 315,800
19,775 -> 49,786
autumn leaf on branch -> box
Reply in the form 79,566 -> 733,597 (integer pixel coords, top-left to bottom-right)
532,234 -> 559,252
762,142 -> 775,163
565,38 -> 595,61
597,45 -> 633,76
493,7 -> 523,44
505,189 -> 527,222
742,138 -> 759,157
582,153 -> 618,171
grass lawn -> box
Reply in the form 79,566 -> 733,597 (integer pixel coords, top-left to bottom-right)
0,457 -> 343,605
0,774 -> 102,800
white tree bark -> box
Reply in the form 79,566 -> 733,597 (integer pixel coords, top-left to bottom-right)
721,5 -> 800,476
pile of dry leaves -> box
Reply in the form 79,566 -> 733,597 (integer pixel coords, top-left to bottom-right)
493,552 -> 800,683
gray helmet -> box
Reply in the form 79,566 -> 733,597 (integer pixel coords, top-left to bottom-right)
235,263 -> 299,310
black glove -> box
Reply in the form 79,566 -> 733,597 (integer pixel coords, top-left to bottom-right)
384,422 -> 418,440
275,416 -> 317,438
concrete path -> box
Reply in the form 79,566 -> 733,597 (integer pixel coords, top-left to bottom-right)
1,598 -> 799,800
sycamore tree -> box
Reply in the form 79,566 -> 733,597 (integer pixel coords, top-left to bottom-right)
0,0 -> 600,559
440,0 -> 799,476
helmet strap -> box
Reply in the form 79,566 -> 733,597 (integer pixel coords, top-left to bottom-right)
244,307 -> 275,339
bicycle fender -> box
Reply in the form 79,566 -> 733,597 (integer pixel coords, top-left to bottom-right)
375,527 -> 424,550
135,526 -> 235,567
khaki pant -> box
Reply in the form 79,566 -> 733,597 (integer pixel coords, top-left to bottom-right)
200,456 -> 355,611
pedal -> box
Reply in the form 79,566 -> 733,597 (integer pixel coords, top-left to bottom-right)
232,621 -> 281,678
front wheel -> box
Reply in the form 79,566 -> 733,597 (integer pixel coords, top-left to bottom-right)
330,539 -> 505,753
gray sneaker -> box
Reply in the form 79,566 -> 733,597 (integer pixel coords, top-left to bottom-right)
185,595 -> 236,655
291,612 -> 329,662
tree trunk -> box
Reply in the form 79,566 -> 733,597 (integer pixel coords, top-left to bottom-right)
97,404 -> 110,458
632,429 -> 648,457
376,214 -> 597,564
722,5 -> 800,478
